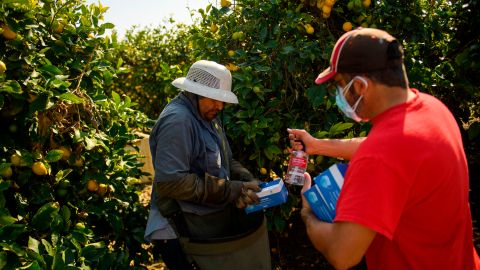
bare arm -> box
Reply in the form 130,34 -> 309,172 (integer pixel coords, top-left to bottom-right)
301,173 -> 375,270
287,128 -> 365,160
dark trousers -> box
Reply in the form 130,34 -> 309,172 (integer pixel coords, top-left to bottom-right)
152,239 -> 197,270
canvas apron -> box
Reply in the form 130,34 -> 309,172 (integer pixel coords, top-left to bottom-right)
180,217 -> 271,270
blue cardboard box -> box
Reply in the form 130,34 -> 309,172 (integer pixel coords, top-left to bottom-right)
245,178 -> 288,214
303,163 -> 349,222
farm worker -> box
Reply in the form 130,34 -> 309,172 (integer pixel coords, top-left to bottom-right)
144,60 -> 271,270
288,28 -> 480,270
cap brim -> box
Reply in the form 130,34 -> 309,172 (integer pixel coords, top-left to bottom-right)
315,67 -> 336,85
172,77 -> 238,104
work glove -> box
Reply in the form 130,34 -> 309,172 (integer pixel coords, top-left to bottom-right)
235,180 -> 261,209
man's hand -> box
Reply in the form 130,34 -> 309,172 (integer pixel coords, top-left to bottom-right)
235,181 -> 261,209
287,128 -> 315,155
300,172 -> 314,222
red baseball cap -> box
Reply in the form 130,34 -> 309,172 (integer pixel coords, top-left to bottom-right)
315,28 -> 403,85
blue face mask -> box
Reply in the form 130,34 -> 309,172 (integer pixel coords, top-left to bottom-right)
335,76 -> 367,122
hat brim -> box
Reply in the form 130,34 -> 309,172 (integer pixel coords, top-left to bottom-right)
315,67 -> 336,85
172,77 -> 238,104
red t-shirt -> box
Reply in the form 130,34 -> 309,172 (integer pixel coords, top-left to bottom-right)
335,89 -> 479,269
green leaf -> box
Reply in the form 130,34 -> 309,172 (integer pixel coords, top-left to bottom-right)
31,202 -> 60,231
55,169 -> 73,182
29,94 -> 50,113
112,91 -> 121,105
0,251 -> 6,269
280,45 -> 295,55
81,242 -> 107,261
39,65 -> 62,75
0,180 -> 9,191
58,93 -> 84,104
85,136 -> 97,150
45,150 -> 64,163
48,78 -> 70,89
0,95 -> 4,109
100,22 -> 115,29
116,57 -> 124,69
28,237 -> 41,253
103,70 -> 113,85
108,214 -> 122,235
235,111 -> 249,119
20,260 -> 42,270
60,205 -> 71,221
329,122 -> 354,136
52,250 -> 66,270
263,144 -> 282,160
0,209 -> 17,226
3,0 -> 28,4
0,224 -> 26,241
0,80 -> 22,94
41,239 -> 54,256
254,64 -> 271,72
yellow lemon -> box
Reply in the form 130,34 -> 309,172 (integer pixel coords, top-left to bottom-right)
73,157 -> 84,167
322,12 -> 331,18
221,0 -> 231,8
362,0 -> 371,8
87,179 -> 99,192
2,25 -> 17,40
0,166 -> 12,178
210,23 -> 218,33
260,168 -> 267,175
32,161 -> 48,176
322,5 -> 332,14
75,222 -> 85,230
97,183 -> 108,196
226,63 -> 239,71
304,24 -> 314,34
342,21 -> 353,32
325,0 -> 335,6
10,153 -> 22,166
53,20 -> 64,33
228,50 -> 235,57
0,61 -> 6,73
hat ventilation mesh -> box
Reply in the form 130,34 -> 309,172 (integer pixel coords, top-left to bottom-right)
186,68 -> 221,89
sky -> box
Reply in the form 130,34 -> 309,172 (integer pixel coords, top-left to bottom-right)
85,0 -> 214,37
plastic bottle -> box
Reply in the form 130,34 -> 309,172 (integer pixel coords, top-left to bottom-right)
285,148 -> 308,186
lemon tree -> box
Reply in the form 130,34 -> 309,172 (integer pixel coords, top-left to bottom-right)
0,0 -> 151,268
109,25 -> 195,119
112,0 -> 479,235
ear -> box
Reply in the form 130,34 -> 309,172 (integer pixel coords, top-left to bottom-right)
353,76 -> 369,95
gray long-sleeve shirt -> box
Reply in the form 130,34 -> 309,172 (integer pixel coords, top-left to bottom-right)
145,92 -> 254,241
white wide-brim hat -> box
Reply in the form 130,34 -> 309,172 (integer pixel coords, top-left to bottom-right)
172,60 -> 238,104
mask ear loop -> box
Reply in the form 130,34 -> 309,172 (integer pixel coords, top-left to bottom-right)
354,76 -> 369,89
350,76 -> 368,112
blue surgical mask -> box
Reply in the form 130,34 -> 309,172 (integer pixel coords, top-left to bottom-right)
335,76 -> 367,122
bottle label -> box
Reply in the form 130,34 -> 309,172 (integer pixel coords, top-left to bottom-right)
290,156 -> 307,168
285,152 -> 308,186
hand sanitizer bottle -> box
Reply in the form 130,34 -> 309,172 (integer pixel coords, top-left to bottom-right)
285,147 -> 308,186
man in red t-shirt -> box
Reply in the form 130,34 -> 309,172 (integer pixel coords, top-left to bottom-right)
288,28 -> 480,269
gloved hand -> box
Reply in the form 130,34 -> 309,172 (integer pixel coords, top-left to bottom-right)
235,180 -> 261,209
